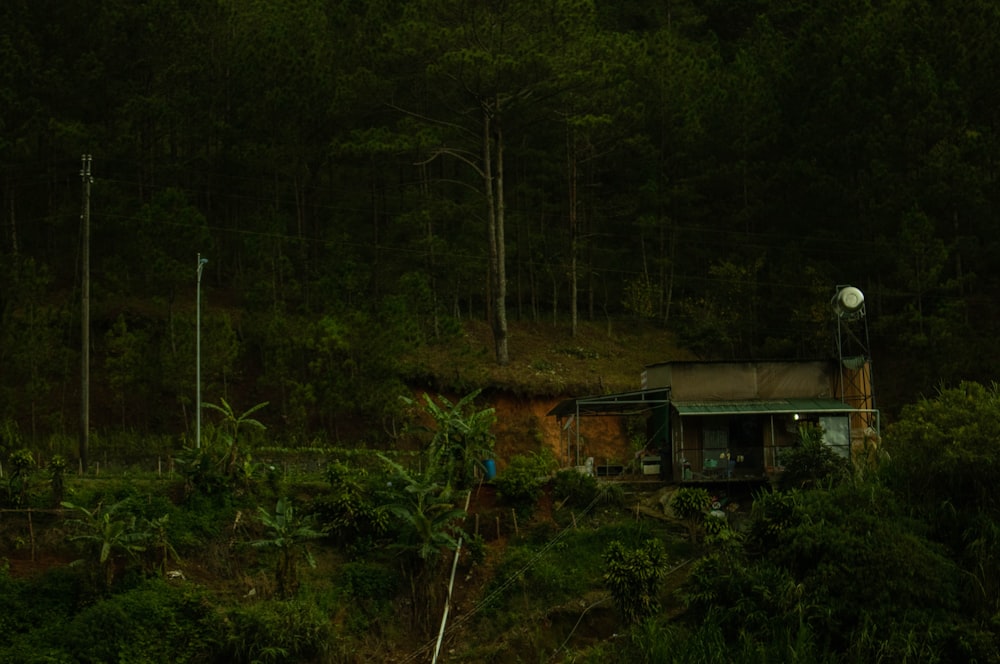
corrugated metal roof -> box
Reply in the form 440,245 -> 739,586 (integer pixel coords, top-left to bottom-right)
672,398 -> 855,416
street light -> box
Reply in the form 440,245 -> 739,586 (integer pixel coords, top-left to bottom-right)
196,254 -> 208,448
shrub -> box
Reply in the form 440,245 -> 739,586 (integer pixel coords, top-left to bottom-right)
494,450 -> 557,510
48,454 -> 68,507
311,461 -> 389,554
603,538 -> 667,625
778,423 -> 850,491
57,579 -> 220,663
670,487 -> 711,541
223,599 -> 331,664
337,561 -> 398,633
7,448 -> 35,507
552,468 -> 598,507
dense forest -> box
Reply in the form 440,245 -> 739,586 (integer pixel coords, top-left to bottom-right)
3,3 -> 1000,662
3,0 -> 1000,444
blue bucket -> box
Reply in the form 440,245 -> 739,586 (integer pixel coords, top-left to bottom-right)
483,459 -> 497,480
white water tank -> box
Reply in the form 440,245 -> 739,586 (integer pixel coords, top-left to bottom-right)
834,286 -> 864,315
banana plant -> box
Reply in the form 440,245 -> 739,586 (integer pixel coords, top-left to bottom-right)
61,500 -> 150,589
251,497 -> 323,598
201,397 -> 269,479
401,389 -> 496,490
378,453 -> 467,630
144,514 -> 181,576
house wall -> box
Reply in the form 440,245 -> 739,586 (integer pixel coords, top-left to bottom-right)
644,360 -> 838,400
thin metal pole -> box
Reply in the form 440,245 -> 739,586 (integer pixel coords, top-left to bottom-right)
196,255 -> 207,447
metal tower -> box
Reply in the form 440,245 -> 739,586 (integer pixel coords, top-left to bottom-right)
832,285 -> 877,434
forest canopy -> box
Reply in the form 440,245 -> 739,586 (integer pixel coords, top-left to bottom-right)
2,0 -> 999,441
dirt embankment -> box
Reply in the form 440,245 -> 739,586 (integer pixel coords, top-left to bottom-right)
488,393 -> 627,471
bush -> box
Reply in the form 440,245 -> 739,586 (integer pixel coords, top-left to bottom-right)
311,461 -> 389,554
778,423 -> 850,491
6,448 -> 36,507
670,487 -> 711,541
552,469 -> 598,507
223,599 -> 332,664
494,450 -> 557,510
337,561 -> 398,633
55,579 -> 219,663
603,538 -> 667,625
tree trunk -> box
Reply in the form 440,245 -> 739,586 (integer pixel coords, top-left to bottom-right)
568,125 -> 579,338
484,105 -> 509,365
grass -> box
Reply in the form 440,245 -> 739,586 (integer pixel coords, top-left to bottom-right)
452,499 -> 688,657
402,319 -> 694,397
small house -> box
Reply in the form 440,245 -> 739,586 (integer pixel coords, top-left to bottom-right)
548,358 -> 878,482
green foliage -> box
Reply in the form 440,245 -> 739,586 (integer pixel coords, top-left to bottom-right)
0,419 -> 22,457
339,561 -> 398,603
61,499 -> 151,589
202,397 -> 269,479
6,448 -> 35,507
746,488 -> 798,552
464,530 -> 487,567
47,454 -> 67,507
482,541 -> 587,624
493,449 -> 557,510
691,480 -> 984,662
377,452 -> 467,629
682,553 -> 802,642
670,487 -> 711,541
252,497 -> 324,598
144,514 -> 181,576
701,512 -> 731,543
553,468 -> 599,507
103,314 -> 152,429
777,423 -> 850,491
337,561 -> 399,633
311,460 -> 389,555
883,382 -> 1000,630
167,490 -> 230,549
57,579 -> 219,663
173,441 -> 230,497
0,575 -> 218,663
596,481 -> 627,508
174,398 -> 270,497
401,390 -> 497,490
481,521 -> 672,636
886,381 -> 1000,518
222,599 -> 331,664
603,538 -> 668,625
379,455 -> 466,565
0,563 -> 82,653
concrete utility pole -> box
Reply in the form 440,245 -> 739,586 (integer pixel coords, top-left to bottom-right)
80,155 -> 92,472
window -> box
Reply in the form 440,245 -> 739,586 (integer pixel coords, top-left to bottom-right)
703,418 -> 729,451
819,416 -> 850,458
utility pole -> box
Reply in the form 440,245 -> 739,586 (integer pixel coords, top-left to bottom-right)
80,155 -> 92,472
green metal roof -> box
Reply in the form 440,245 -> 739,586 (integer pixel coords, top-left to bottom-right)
672,398 -> 855,416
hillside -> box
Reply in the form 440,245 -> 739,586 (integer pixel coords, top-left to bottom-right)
402,319 -> 696,398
